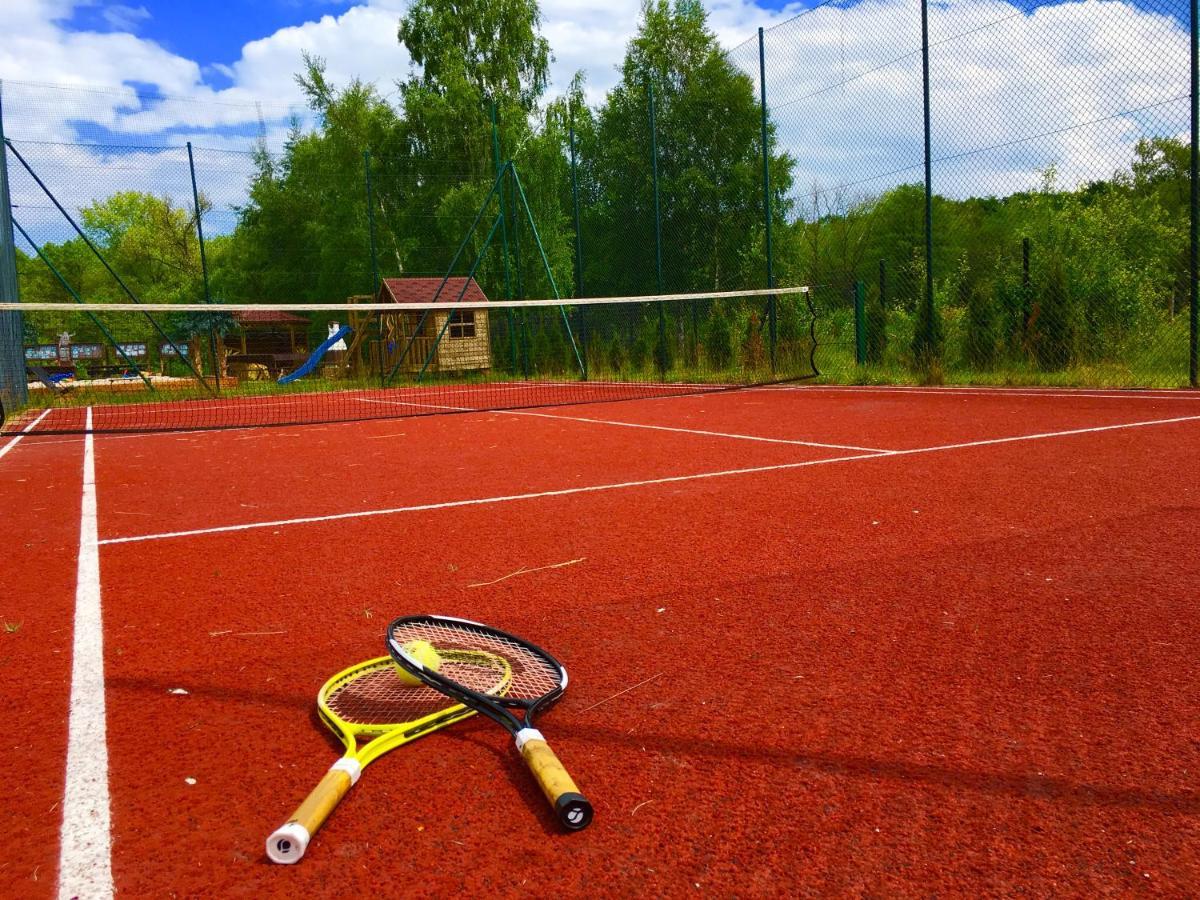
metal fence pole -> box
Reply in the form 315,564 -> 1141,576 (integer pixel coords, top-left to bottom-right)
648,79 -> 667,377
363,150 -> 380,296
920,0 -> 935,336
1191,0 -> 1198,386
569,105 -> 588,378
758,27 -> 776,371
648,80 -> 664,295
854,281 -> 867,365
187,142 -> 220,392
0,80 -> 27,415
491,101 -> 519,372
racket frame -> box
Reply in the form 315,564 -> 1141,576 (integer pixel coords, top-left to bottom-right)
387,614 -> 593,831
266,652 -> 510,863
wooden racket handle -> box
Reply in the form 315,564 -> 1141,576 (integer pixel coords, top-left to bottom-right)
517,731 -> 593,830
266,762 -> 357,863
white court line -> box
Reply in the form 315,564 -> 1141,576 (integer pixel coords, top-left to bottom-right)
0,408 -> 52,460
758,384 -> 1200,401
99,412 -> 1200,546
58,409 -> 113,900
507,409 -> 891,453
355,396 -> 888,453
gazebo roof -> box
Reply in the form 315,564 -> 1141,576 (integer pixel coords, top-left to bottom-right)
231,309 -> 310,326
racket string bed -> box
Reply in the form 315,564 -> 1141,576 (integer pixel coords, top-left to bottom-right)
388,615 -> 593,831
394,619 -> 562,700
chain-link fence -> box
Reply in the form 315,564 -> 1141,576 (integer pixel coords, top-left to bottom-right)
1,0 -> 1197,420
732,0 -> 1196,388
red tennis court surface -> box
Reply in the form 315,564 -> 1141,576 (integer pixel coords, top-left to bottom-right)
2,385 -> 1199,897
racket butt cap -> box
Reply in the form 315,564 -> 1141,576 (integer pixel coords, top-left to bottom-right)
556,793 -> 593,831
266,822 -> 311,864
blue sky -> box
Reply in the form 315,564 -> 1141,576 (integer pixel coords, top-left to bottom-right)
64,1 -> 359,86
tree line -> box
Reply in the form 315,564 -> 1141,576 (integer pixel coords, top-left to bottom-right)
13,0 -> 1191,384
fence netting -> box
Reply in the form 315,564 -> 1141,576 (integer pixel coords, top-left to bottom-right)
0,0 -> 1196,433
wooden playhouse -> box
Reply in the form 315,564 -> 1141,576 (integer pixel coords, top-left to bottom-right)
372,277 -> 492,375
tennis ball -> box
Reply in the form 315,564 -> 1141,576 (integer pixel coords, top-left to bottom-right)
394,639 -> 442,686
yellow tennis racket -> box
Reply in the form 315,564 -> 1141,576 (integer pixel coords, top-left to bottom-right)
266,652 -> 511,863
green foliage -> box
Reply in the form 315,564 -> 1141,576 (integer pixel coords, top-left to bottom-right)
964,283 -> 998,370
865,293 -> 888,364
581,0 -> 792,296
910,248 -> 943,369
1031,254 -> 1075,371
704,300 -> 733,368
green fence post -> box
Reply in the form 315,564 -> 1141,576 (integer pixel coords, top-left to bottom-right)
491,101 -> 518,373
854,281 -> 867,365
758,27 -> 776,371
569,104 -> 588,379
187,142 -> 220,392
0,81 -> 28,415
1191,0 -> 1198,386
648,79 -> 667,378
921,0 -> 934,327
363,150 -> 380,296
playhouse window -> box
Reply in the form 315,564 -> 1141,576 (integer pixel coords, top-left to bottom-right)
448,310 -> 476,339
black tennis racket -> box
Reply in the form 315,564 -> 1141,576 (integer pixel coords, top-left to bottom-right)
387,614 -> 593,831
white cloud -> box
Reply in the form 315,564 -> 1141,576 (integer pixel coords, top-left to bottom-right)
100,4 -> 150,32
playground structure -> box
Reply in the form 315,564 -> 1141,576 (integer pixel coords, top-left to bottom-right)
343,277 -> 496,379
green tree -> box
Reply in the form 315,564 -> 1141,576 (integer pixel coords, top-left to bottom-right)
1031,254 -> 1075,371
217,61 -> 397,303
584,0 -> 793,296
964,283 -> 998,370
910,248 -> 942,371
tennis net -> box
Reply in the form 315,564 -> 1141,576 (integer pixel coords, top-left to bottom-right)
0,287 -> 818,434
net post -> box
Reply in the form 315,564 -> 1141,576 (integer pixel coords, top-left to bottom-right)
854,281 -> 867,366
187,141 -> 221,393
1191,0 -> 1198,387
758,27 -> 776,372
0,81 -> 28,416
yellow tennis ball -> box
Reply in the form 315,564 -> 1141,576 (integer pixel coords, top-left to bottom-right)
394,639 -> 442,686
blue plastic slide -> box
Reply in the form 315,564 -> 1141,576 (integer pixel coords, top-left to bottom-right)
278,325 -> 353,385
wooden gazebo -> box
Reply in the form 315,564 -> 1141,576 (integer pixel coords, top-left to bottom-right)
225,309 -> 311,378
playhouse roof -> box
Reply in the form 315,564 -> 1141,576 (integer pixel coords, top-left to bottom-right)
379,277 -> 490,306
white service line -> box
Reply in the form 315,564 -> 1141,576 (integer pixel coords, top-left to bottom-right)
98,450 -> 888,545
58,409 -> 114,900
757,384 -> 1200,401
502,408 -> 890,453
98,411 -> 1200,546
0,408 -> 52,460
353,395 -> 890,452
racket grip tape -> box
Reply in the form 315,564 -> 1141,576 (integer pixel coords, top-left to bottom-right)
266,759 -> 360,864
516,729 -> 593,831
